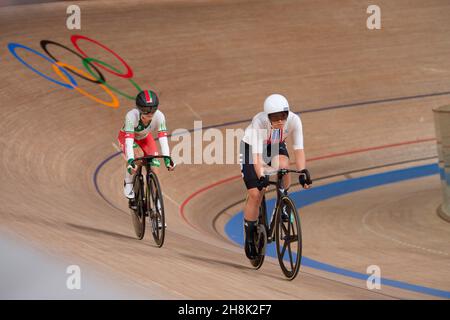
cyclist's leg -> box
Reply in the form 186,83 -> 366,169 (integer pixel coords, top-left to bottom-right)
243,188 -> 264,259
118,133 -> 143,210
271,155 -> 290,188
241,141 -> 264,220
118,131 -> 141,199
136,134 -> 160,174
240,141 -> 265,258
133,145 -> 144,161
244,188 -> 264,220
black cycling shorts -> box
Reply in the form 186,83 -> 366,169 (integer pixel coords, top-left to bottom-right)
239,141 -> 289,190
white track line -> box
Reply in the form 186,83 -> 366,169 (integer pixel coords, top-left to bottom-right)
163,192 -> 181,207
183,102 -> 202,119
362,206 -> 449,257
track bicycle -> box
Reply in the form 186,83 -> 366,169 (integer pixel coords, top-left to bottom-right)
250,169 -> 306,280
130,155 -> 174,247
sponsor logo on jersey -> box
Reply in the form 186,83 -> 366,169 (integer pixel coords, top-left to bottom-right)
270,129 -> 281,143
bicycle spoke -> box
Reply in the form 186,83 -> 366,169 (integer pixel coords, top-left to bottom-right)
287,216 -> 291,234
288,234 -> 298,243
288,222 -> 297,242
281,220 -> 288,234
280,240 -> 287,258
288,243 -> 294,270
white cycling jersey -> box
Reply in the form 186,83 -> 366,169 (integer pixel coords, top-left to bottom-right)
242,111 -> 304,154
121,108 -> 170,160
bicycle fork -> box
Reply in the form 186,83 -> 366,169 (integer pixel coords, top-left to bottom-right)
267,187 -> 289,242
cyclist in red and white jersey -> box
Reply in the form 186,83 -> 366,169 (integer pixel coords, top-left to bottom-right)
118,90 -> 175,208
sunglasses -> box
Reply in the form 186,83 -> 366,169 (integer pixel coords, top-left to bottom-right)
268,111 -> 288,122
141,108 -> 157,115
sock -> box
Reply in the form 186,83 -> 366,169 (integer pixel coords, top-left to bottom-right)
244,219 -> 257,242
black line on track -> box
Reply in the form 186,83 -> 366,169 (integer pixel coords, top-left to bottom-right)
197,91 -> 450,131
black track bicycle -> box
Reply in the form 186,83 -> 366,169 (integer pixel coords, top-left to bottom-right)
250,169 -> 306,280
130,155 -> 174,247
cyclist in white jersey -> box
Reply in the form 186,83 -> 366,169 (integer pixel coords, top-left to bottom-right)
240,94 -> 312,259
118,90 -> 175,208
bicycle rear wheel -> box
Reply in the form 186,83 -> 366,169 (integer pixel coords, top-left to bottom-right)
250,195 -> 268,269
275,196 -> 302,280
131,173 -> 145,240
147,172 -> 165,247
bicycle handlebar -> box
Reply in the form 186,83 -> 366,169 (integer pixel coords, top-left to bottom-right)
264,169 -> 307,177
134,155 -> 175,168
265,169 -> 307,186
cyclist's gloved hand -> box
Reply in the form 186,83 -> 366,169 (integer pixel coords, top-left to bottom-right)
257,175 -> 270,191
299,169 -> 312,188
150,158 -> 161,167
164,157 -> 176,171
127,158 -> 136,175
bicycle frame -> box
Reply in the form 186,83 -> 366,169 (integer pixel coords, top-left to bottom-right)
251,168 -> 307,279
134,155 -> 173,212
263,169 -> 306,242
264,171 -> 288,242
131,155 -> 173,246
134,164 -> 151,204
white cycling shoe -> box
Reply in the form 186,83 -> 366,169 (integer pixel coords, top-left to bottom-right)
124,182 -> 135,199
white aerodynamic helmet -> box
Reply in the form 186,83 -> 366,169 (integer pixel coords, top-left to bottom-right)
264,94 -> 290,115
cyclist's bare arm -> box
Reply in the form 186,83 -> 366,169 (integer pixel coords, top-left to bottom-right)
293,149 -> 311,189
294,149 -> 306,171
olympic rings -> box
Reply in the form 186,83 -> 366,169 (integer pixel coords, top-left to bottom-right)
82,57 -> 141,100
71,35 -> 134,79
52,61 -> 119,108
8,35 -> 142,109
8,42 -> 77,90
40,40 -> 106,85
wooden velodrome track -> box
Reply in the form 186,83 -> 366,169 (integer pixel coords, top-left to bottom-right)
1,0 -> 450,299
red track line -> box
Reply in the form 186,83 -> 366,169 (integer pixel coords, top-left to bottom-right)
179,137 -> 436,228
179,175 -> 242,229
308,138 -> 436,161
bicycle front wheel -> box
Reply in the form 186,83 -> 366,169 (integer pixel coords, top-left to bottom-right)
275,196 -> 302,280
131,174 -> 146,240
147,172 -> 165,247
